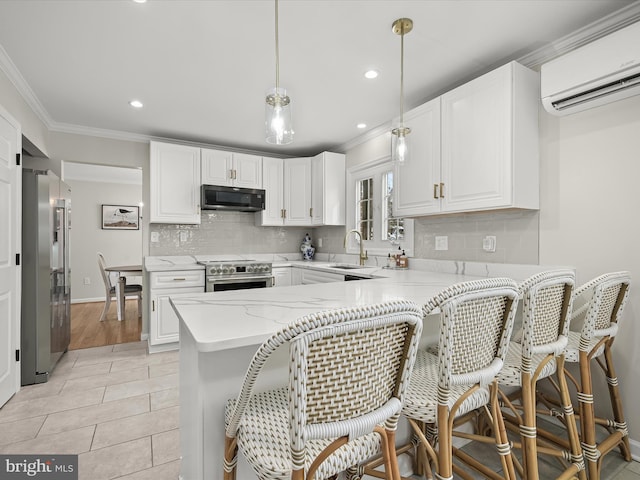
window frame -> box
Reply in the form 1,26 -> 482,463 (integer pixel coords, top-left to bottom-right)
346,156 -> 414,257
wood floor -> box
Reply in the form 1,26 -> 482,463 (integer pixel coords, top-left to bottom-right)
69,300 -> 142,350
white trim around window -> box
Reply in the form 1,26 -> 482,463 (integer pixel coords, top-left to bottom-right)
346,155 -> 414,257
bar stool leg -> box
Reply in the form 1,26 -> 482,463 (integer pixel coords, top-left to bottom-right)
603,342 -> 631,461
557,355 -> 586,480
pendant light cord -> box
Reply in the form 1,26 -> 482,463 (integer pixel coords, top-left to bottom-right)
399,23 -> 405,126
275,0 -> 280,90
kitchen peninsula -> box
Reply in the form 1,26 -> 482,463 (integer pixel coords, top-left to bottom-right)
171,259 -> 557,480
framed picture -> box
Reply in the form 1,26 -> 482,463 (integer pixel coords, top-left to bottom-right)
101,204 -> 140,230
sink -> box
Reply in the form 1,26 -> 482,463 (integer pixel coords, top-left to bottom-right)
328,264 -> 372,270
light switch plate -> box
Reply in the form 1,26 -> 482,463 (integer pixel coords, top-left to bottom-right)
435,236 -> 448,251
150,231 -> 159,243
179,231 -> 188,242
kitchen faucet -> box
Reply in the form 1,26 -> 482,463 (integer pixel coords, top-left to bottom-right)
344,229 -> 368,266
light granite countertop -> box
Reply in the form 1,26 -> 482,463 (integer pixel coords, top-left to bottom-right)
169,257 -> 567,354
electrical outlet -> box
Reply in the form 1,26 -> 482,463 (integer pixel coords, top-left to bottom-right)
179,230 -> 188,242
317,238 -> 323,247
483,235 -> 497,252
435,236 -> 448,251
83,277 -> 90,285
150,231 -> 159,243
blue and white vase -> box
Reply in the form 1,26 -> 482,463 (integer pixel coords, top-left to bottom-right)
300,233 -> 315,261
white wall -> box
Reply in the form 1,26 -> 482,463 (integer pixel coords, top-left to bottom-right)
539,95 -> 640,448
67,179 -> 142,302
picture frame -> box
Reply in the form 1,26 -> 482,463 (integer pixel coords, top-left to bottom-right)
101,204 -> 140,230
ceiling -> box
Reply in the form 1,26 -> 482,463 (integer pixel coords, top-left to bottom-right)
0,1 -> 638,158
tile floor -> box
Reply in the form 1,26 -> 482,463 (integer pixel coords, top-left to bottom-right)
0,341 -> 638,480
0,341 -> 179,480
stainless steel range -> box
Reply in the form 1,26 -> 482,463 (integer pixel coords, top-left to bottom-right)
198,260 -> 273,292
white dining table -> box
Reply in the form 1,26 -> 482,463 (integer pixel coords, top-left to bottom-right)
104,264 -> 143,321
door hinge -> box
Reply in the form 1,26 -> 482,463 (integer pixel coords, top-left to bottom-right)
16,253 -> 20,266
16,153 -> 21,166
15,349 -> 20,362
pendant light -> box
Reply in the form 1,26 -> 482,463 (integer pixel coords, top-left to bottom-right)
265,0 -> 293,145
391,18 -> 413,164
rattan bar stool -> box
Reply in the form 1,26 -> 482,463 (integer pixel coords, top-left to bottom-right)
543,271 -> 632,479
496,270 -> 586,480
397,278 -> 520,480
223,300 -> 423,480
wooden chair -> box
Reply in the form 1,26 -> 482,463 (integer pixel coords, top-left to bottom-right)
542,271 -> 631,479
97,252 -> 142,321
398,278 -> 520,480
497,270 -> 586,480
223,300 -> 423,480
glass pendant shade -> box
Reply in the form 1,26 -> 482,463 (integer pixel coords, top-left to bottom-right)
265,87 -> 293,145
392,126 -> 411,164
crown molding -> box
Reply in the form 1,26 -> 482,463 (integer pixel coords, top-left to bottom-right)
517,2 -> 640,69
0,44 -> 54,128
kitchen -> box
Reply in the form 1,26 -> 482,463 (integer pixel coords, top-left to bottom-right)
0,1 -> 639,479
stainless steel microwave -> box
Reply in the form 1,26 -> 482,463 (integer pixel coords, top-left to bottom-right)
201,184 -> 265,212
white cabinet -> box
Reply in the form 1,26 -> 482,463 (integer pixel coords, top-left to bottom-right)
149,269 -> 205,351
201,149 -> 262,189
283,157 -> 312,225
393,61 -> 539,217
256,157 -> 311,226
394,99 -> 442,217
311,152 -> 346,225
150,141 -> 201,224
257,153 -> 345,227
272,267 -> 291,287
299,269 -> 344,285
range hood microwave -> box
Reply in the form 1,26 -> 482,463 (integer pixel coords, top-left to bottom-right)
201,184 -> 265,212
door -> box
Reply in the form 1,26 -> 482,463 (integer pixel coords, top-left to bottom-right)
201,148 -> 233,186
233,153 -> 262,189
0,106 -> 20,407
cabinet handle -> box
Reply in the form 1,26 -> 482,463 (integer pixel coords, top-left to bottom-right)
233,169 -> 237,180
152,300 -> 155,312
283,209 -> 287,219
309,207 -> 313,217
280,209 -> 284,218
433,184 -> 439,199
173,278 -> 186,281
440,183 -> 445,198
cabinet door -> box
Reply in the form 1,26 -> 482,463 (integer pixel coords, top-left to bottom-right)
233,153 -> 263,189
300,269 -> 344,285
272,267 -> 291,287
284,157 -> 311,226
256,157 -> 284,226
150,141 -> 201,224
394,98 -> 442,217
311,152 -> 345,225
150,286 -> 203,347
440,64 -> 512,213
201,148 -> 233,186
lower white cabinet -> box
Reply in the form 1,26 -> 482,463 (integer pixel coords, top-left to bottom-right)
272,267 -> 292,287
299,269 -> 344,285
149,269 -> 205,350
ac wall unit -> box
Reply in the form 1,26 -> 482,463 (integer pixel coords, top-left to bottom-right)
541,21 -> 640,116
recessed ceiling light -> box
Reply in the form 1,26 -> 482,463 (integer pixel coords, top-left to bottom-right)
129,100 -> 143,108
357,123 -> 367,129
133,0 -> 147,3
364,70 -> 379,79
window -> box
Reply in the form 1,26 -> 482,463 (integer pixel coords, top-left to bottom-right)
347,158 -> 413,257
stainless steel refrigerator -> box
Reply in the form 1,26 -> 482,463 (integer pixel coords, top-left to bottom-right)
21,169 -> 71,385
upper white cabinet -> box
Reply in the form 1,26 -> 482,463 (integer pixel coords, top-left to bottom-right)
283,157 -> 312,226
394,61 -> 539,217
150,141 -> 201,224
257,153 -> 345,227
394,99 -> 441,217
201,149 -> 262,189
311,152 -> 346,225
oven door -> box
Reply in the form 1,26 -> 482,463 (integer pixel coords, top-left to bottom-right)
206,275 -> 274,292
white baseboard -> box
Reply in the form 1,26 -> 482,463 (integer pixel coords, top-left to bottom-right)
71,296 -> 140,304
630,437 -> 640,461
